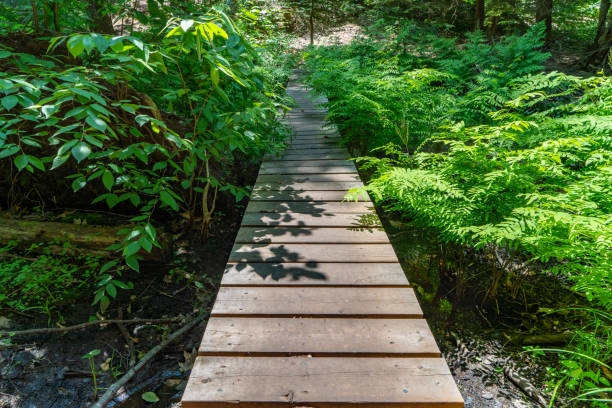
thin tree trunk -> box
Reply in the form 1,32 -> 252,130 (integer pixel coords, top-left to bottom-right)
309,0 -> 314,45
474,0 -> 485,31
30,0 -> 39,32
53,0 -> 60,31
535,0 -> 553,42
595,0 -> 611,49
42,1 -> 48,30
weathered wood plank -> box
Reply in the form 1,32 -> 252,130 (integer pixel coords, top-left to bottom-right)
258,165 -> 358,175
261,160 -> 353,168
199,318 -> 439,357
256,174 -> 360,183
211,287 -> 421,317
235,227 -> 389,244
240,213 -> 380,227
251,190 -> 368,201
221,262 -> 409,286
229,243 -> 396,263
246,201 -> 372,213
253,181 -> 363,191
264,152 -> 349,161
182,356 -> 464,407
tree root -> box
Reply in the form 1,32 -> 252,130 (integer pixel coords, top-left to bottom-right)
0,316 -> 183,338
90,313 -> 204,408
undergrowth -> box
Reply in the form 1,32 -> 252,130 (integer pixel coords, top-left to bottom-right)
303,20 -> 612,406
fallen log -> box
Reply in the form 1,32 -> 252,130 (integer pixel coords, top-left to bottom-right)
0,217 -> 170,260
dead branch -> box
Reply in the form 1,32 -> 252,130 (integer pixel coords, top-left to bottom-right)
89,313 -> 204,408
0,316 -> 183,338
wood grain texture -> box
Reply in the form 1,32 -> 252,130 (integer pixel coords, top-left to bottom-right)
253,181 -> 363,192
256,174 -> 360,183
229,243 -> 397,263
200,318 -> 439,357
221,262 -> 409,286
211,287 -> 422,317
258,165 -> 357,175
246,201 -> 373,213
182,356 -> 464,407
235,227 -> 389,244
251,190 -> 369,201
261,159 -> 352,168
264,152 -> 350,161
240,213 -> 381,227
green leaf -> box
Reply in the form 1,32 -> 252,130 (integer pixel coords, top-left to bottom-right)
71,142 -> 92,163
0,145 -> 20,159
51,153 -> 70,170
14,155 -> 28,171
1,95 -> 18,111
141,392 -> 159,403
100,260 -> 118,274
102,170 -> 114,191
99,295 -> 110,312
159,190 -> 179,211
106,283 -> 117,298
67,36 -> 86,58
72,177 -> 87,192
86,115 -> 107,132
26,155 -> 44,171
124,241 -> 140,258
125,255 -> 139,272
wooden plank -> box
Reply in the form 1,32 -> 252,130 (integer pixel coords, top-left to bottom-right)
245,201 -> 373,213
261,160 -> 355,169
253,181 -> 363,191
221,262 -> 409,286
182,356 -> 464,407
240,213 -> 380,227
229,243 -> 397,263
264,152 -> 349,161
251,190 -> 368,201
199,318 -> 439,357
235,227 -> 389,243
256,174 -> 360,183
211,287 -> 421,317
283,147 -> 346,153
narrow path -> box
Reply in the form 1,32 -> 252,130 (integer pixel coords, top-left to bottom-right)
181,76 -> 464,407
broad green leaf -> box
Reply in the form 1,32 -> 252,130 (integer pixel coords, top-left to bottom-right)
67,36 -> 86,58
14,155 -> 28,171
71,142 -> 92,162
86,115 -> 107,132
159,190 -> 179,211
1,95 -> 18,111
102,170 -> 114,191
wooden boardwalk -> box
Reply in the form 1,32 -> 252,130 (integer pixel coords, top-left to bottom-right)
182,79 -> 464,407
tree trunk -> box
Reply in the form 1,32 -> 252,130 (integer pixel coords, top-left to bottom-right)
535,0 -> 553,42
88,0 -> 114,34
474,0 -> 485,31
53,0 -> 60,31
309,0 -> 314,45
30,0 -> 39,32
595,0 -> 611,49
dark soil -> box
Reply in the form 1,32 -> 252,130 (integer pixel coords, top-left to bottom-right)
378,212 -> 588,408
0,164 -> 257,408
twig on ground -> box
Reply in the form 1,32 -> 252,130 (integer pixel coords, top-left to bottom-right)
89,313 -> 204,408
504,364 -> 548,407
0,316 -> 183,338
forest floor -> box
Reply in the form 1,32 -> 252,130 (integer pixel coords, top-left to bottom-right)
0,163 -> 259,408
